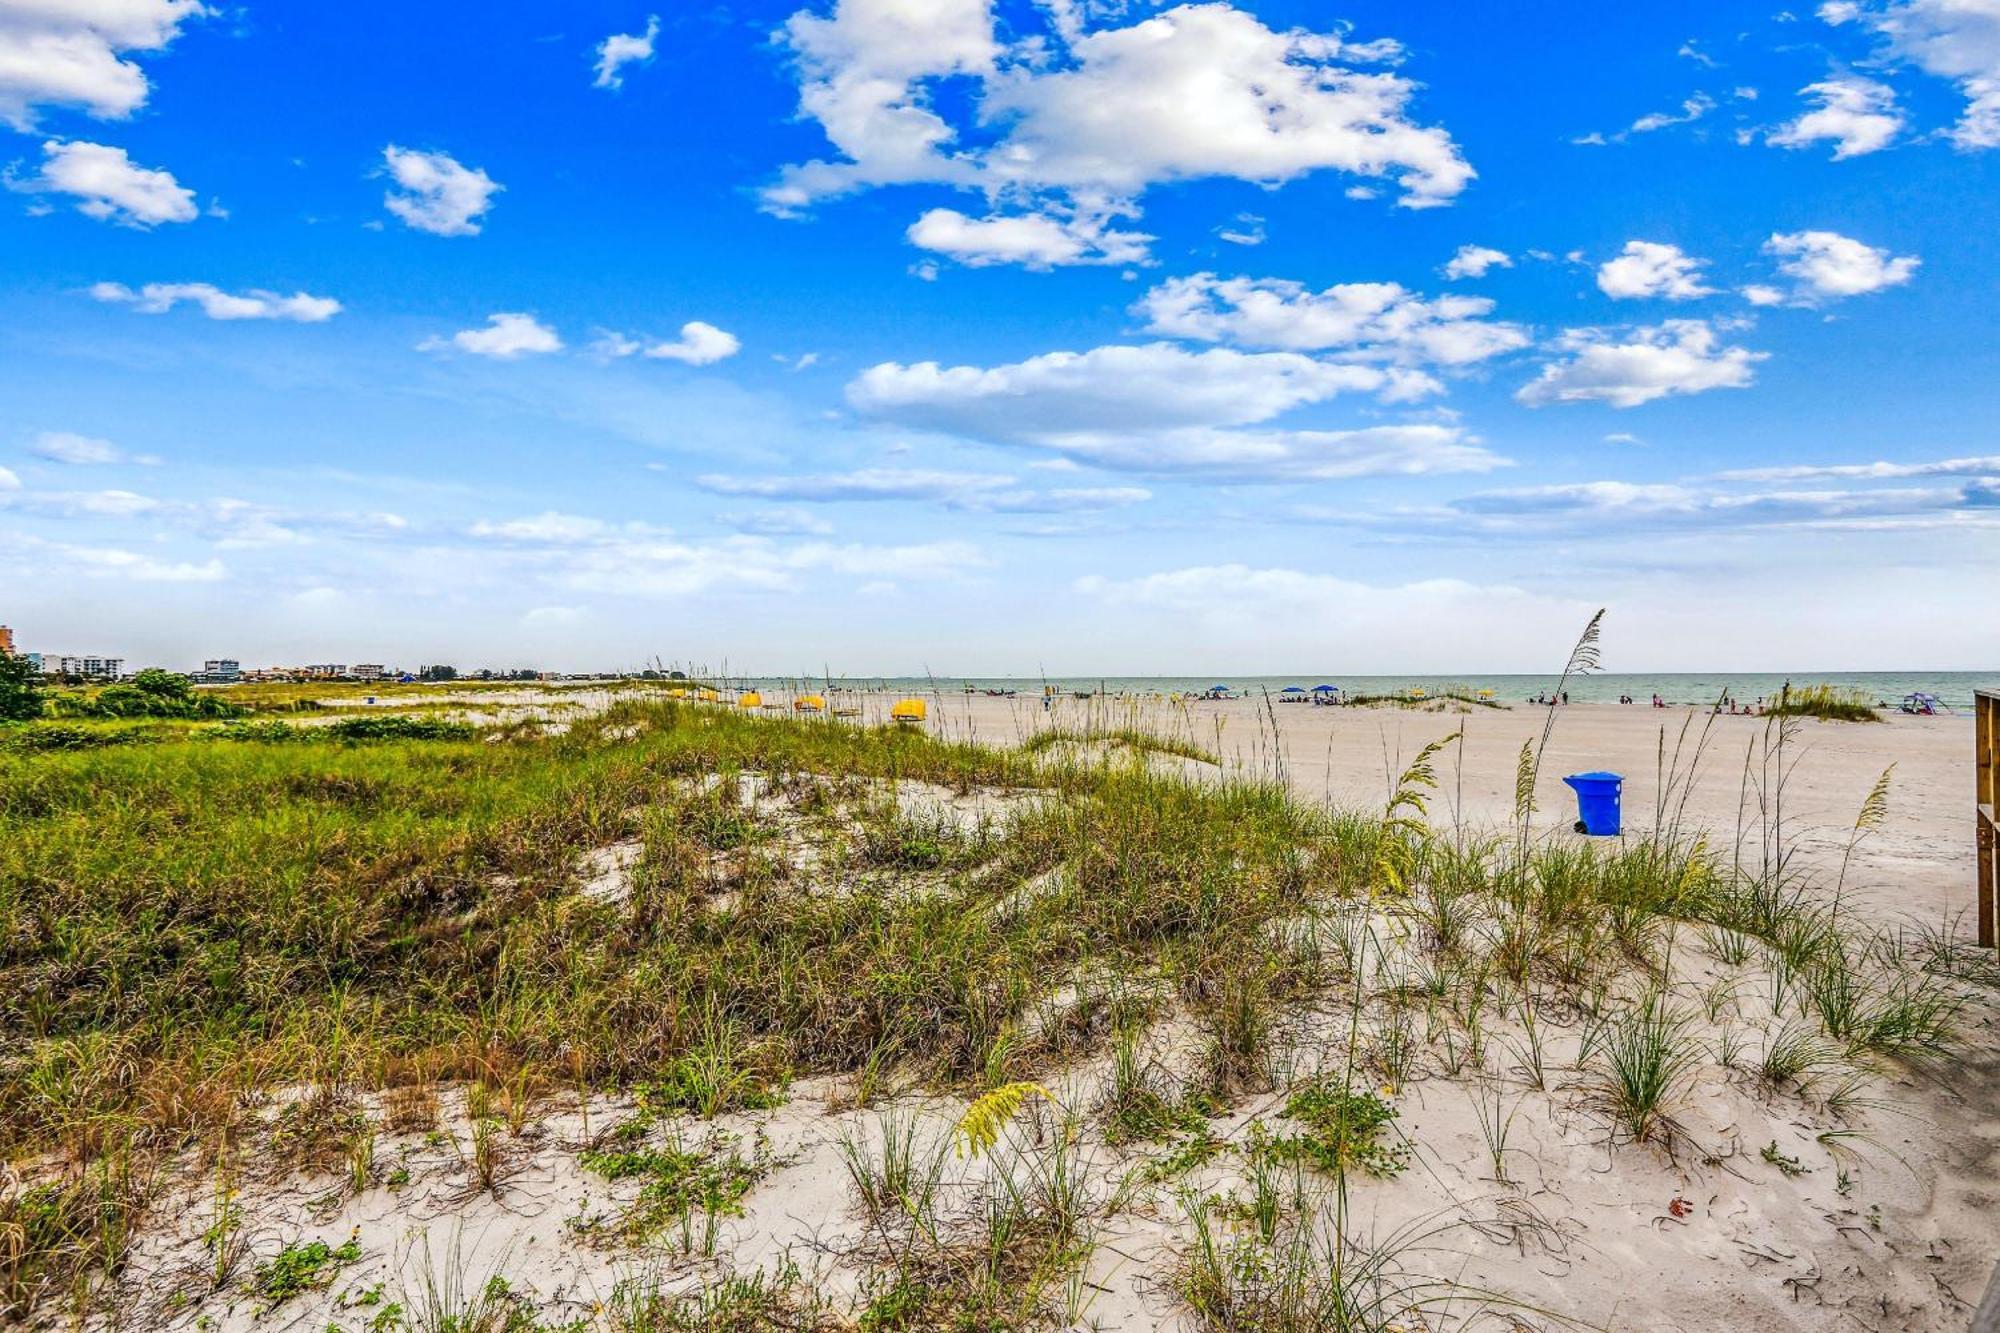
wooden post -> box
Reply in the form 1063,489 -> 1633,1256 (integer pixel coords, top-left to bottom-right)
1979,689 -> 1996,950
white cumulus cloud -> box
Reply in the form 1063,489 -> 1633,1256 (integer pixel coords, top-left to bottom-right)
422,312 -> 562,360
1767,76 -> 1904,157
1821,0 -> 2000,149
906,207 -> 1151,269
1517,320 -> 1765,408
1596,241 -> 1716,300
1763,228 -> 1919,299
595,320 -> 741,365
766,1 -> 1470,259
90,280 -> 341,321
381,145 -> 500,236
1134,272 -> 1529,365
1442,244 -> 1511,280
593,14 -> 659,89
14,138 -> 195,226
0,0 -> 206,129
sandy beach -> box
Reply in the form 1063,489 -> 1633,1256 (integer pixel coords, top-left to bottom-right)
914,693 -> 1980,932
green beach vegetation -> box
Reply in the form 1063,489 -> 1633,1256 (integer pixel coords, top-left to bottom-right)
1765,683 -> 1881,722
0,687 -> 1982,1328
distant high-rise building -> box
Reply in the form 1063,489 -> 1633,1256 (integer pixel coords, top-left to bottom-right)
0,625 -> 13,654
202,659 -> 242,683
352,664 -> 387,681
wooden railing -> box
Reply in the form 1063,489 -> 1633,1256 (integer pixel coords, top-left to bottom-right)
1979,688 -> 1996,952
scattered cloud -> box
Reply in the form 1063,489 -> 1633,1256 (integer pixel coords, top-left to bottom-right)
1714,452 -> 2000,481
1436,475 -> 2000,534
1517,320 -> 1765,408
1678,39 -> 1720,69
1596,241 -> 1716,300
848,344 -> 1503,477
907,207 -> 1151,268
1820,0 -> 2000,149
720,507 -> 836,536
1216,213 -> 1265,246
0,0 -> 207,129
28,431 -> 158,465
593,14 -> 660,89
466,512 -> 988,595
0,465 -> 16,490
1764,228 -> 1919,299
1767,76 -> 1903,156
699,468 -> 1150,514
852,343 -> 1412,441
62,543 -> 225,581
470,512 -> 630,543
1134,273 -> 1529,366
12,139 -> 195,226
595,320 -> 741,365
1632,91 -> 1716,132
695,468 -> 1015,502
381,145 -> 500,236
421,312 -> 563,359
90,280 -> 341,321
1442,245 -> 1511,280
766,0 -> 1470,256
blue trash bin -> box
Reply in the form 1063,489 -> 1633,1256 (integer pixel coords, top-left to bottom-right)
1562,771 -> 1623,836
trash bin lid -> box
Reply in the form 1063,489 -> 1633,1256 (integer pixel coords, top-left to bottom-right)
1563,770 -> 1623,787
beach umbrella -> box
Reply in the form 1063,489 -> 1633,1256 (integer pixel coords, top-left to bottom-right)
1311,684 -> 1338,693
1280,685 -> 1306,694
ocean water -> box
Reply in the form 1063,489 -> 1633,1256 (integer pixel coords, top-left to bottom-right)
733,672 -> 1996,708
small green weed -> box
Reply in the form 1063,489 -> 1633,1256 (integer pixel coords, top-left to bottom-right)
254,1236 -> 362,1305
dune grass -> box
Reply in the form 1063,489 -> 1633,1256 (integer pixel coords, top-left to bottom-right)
0,693 -> 1976,1326
1765,684 -> 1880,723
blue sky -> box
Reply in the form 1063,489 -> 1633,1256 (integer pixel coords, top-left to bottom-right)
4,0 -> 1998,674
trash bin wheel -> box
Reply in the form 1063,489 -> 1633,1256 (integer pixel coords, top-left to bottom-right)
1573,819 -> 1587,834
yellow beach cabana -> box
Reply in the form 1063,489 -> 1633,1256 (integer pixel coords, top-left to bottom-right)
794,694 -> 825,713
737,691 -> 762,709
890,698 -> 927,725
